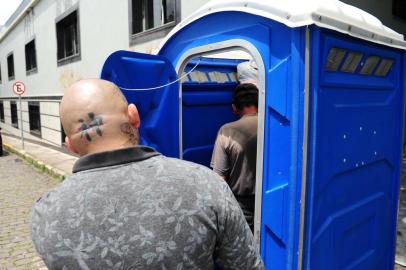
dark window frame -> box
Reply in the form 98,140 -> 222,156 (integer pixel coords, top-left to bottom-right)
129,0 -> 181,45
375,58 -> 395,77
10,101 -> 18,129
326,47 -> 347,72
55,5 -> 81,66
0,101 -> 4,123
324,47 -> 396,77
25,38 -> 38,75
359,55 -> 381,75
7,52 -> 15,81
0,63 -> 2,84
28,101 -> 41,137
393,0 -> 406,19
340,51 -> 364,73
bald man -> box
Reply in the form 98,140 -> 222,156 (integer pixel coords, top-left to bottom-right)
30,79 -> 263,270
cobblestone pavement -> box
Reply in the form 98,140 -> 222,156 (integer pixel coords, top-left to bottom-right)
0,152 -> 59,270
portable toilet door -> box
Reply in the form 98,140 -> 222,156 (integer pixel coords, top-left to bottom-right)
100,0 -> 406,269
304,27 -> 405,270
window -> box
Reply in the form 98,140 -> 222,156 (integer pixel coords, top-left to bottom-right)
29,102 -> 41,137
190,71 -> 210,83
130,0 -> 178,43
56,10 -> 80,64
7,53 -> 15,80
10,101 -> 18,128
375,58 -> 394,77
25,39 -> 38,74
340,52 -> 363,73
360,56 -> 380,75
0,101 -> 4,123
324,47 -> 396,77
326,48 -> 347,71
393,0 -> 406,19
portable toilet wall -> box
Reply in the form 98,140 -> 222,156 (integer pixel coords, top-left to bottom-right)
100,0 -> 406,269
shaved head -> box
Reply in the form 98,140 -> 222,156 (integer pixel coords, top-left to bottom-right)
60,79 -> 140,156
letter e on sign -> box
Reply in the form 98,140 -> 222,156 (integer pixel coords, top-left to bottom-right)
13,81 -> 26,96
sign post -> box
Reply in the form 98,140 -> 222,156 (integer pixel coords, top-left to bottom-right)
12,81 -> 26,150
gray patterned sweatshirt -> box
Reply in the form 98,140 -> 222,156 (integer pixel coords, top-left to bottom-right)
31,146 -> 263,270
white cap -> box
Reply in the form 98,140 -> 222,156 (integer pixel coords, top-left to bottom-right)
237,61 -> 259,87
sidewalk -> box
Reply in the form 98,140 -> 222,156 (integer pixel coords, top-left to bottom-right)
2,133 -> 77,179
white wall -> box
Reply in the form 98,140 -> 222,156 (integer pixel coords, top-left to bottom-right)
3,101 -> 11,125
181,0 -> 210,20
40,101 -> 62,145
0,99 -> 62,146
0,0 -> 130,98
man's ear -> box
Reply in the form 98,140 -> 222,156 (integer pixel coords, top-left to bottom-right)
65,136 -> 79,154
128,103 -> 140,129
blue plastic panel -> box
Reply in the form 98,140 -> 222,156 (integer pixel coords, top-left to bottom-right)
182,58 -> 240,167
158,12 -> 306,269
100,51 -> 179,157
304,28 -> 405,270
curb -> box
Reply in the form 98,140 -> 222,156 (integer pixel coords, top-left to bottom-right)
3,143 -> 67,181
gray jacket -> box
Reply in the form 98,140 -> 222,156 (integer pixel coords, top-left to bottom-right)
31,146 -> 263,270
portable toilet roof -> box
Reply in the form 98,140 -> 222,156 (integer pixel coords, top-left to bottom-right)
159,0 -> 406,50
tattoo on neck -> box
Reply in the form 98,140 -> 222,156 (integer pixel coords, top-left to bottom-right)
120,123 -> 138,145
78,113 -> 103,142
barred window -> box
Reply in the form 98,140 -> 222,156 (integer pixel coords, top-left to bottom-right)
7,53 -> 15,80
132,0 -> 175,34
29,102 -> 41,137
0,101 -> 4,123
56,10 -> 80,65
130,0 -> 179,44
10,101 -> 18,128
25,39 -> 38,74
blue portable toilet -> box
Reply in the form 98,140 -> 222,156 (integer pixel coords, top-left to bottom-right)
100,0 -> 406,269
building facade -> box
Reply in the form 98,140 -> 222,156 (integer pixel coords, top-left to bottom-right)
0,0 -> 404,147
0,0 -> 209,146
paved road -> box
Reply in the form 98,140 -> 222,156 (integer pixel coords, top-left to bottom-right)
0,150 -> 405,269
0,152 -> 58,269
